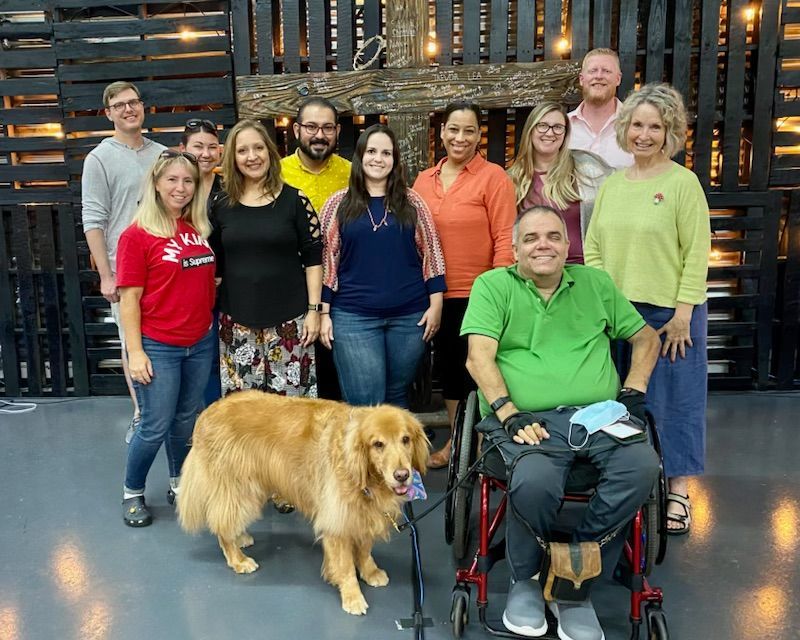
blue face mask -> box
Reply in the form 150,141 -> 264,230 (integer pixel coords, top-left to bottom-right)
568,400 -> 630,450
404,469 -> 428,502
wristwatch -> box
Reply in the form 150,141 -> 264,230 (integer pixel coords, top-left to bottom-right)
490,395 -> 512,413
307,303 -> 323,312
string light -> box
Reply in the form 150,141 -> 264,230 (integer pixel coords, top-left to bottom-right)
744,5 -> 756,22
556,37 -> 570,53
179,29 -> 197,41
710,248 -> 722,262
426,32 -> 438,57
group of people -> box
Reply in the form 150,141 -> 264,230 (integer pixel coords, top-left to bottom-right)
83,47 -> 710,639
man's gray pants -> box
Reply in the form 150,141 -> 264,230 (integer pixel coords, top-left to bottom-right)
504,409 -> 660,581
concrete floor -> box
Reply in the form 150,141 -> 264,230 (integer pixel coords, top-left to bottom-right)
0,392 -> 798,640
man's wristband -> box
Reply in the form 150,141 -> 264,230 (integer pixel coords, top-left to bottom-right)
490,395 -> 512,413
618,387 -> 645,397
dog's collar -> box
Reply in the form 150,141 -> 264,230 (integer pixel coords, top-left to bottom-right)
362,487 -> 401,532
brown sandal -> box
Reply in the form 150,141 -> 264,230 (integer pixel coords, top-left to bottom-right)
427,442 -> 451,469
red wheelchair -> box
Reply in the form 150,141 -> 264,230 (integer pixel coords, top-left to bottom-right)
444,392 -> 670,639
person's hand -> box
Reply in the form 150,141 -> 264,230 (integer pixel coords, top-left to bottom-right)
100,273 -> 119,303
617,388 -> 647,423
128,349 -> 153,385
319,314 -> 334,350
417,305 -> 442,342
657,310 -> 692,362
301,311 -> 320,347
502,412 -> 550,445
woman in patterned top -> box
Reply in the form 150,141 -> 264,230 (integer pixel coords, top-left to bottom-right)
319,123 -> 446,408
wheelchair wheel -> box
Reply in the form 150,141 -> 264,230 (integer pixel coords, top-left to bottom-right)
646,604 -> 669,639
642,499 -> 660,576
450,587 -> 470,638
448,392 -> 479,561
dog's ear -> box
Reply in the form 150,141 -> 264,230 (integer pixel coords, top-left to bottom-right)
343,410 -> 371,490
408,415 -> 430,474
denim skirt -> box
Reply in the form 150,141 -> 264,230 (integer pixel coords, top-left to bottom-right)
617,302 -> 707,477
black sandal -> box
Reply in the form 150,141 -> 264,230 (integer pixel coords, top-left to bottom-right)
666,492 -> 691,535
123,495 -> 153,527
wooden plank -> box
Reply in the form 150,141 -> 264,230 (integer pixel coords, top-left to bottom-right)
462,0 -> 481,64
0,48 -> 56,69
645,0 -> 666,82
62,107 -> 237,133
571,0 -> 590,59
238,60 -> 581,118
254,0 -> 275,75
0,165 -> 70,181
57,55 -> 232,82
307,0 -> 327,72
617,0 -> 638,97
777,190 -> 800,388
543,0 -> 561,60
0,209 -> 20,395
53,14 -> 228,39
34,206 -> 66,394
592,0 -> 612,48
0,137 -> 65,153
707,191 -> 776,207
0,107 -> 63,125
89,374 -> 128,395
11,205 -> 42,395
61,77 -> 233,110
0,77 -> 59,96
490,0 -> 508,63
707,294 -> 760,310
0,189 -> 74,205
516,0 -> 536,62
282,0 -> 301,73
58,204 -> 89,395
779,38 -> 800,58
754,192 -> 781,387
768,169 -> 800,186
335,0 -> 353,71
0,0 -> 48,8
0,22 -> 52,39
781,6 -> 800,23
54,35 -> 229,59
694,0 -> 721,189
707,321 -> 757,336
721,0 -> 748,190
52,0 -> 224,7
750,0 -> 780,190
229,0 -> 251,76
770,153 -> 800,170
436,0 -> 453,66
671,0 -> 694,106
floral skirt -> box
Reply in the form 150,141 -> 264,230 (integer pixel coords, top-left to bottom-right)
219,313 -> 317,397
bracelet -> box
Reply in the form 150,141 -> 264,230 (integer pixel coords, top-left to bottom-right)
320,311 -> 330,315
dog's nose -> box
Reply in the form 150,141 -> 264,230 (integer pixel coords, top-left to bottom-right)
394,469 -> 410,483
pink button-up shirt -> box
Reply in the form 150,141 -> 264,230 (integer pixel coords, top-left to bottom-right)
568,99 -> 634,170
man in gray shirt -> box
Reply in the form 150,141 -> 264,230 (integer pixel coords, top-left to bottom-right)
81,81 -> 165,441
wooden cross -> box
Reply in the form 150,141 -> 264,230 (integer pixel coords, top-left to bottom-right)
237,0 -> 580,180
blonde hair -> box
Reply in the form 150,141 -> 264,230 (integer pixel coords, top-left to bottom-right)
508,102 -> 579,210
220,119 -> 283,203
133,154 -> 210,238
616,83 -> 688,159
581,48 -> 621,73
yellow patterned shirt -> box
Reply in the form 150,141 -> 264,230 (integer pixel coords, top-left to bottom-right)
280,150 -> 351,214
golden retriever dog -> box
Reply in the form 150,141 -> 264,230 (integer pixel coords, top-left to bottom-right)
177,390 -> 429,615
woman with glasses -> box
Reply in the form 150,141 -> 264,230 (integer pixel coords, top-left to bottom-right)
210,119 -> 323,398
507,101 -> 613,264
116,150 -> 216,527
318,123 -> 445,408
180,118 -> 224,406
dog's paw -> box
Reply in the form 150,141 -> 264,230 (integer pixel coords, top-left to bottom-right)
362,567 -> 389,587
236,532 -> 254,548
231,557 -> 259,574
341,591 -> 369,616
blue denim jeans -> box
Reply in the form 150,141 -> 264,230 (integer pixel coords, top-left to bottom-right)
203,310 -> 222,406
125,329 -> 215,491
331,308 -> 426,408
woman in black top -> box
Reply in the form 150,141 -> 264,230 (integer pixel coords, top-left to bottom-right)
210,119 -> 323,396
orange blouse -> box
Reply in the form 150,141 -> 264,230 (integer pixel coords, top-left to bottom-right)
413,153 -> 516,299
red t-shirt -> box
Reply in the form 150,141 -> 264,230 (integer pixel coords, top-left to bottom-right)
116,220 -> 216,346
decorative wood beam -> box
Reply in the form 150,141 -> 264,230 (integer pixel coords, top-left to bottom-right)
237,60 -> 581,120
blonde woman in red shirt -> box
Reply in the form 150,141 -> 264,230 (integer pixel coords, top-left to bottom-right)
413,102 -> 517,468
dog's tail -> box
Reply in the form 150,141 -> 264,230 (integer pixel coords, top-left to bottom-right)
176,445 -> 209,534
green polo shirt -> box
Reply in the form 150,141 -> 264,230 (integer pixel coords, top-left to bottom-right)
461,264 -> 646,416
281,150 -> 351,214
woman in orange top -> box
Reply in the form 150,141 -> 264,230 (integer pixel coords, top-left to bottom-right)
413,101 -> 517,468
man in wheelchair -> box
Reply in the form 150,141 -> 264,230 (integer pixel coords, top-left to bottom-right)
461,205 -> 662,640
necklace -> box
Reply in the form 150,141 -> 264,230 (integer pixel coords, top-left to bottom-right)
366,204 -> 389,231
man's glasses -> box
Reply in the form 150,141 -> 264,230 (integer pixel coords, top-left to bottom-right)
298,122 -> 337,136
534,122 -> 566,136
185,118 -> 217,134
159,149 -> 198,164
108,98 -> 144,112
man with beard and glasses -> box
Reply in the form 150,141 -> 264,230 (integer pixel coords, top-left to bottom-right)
282,97 -> 351,401
568,49 -> 634,170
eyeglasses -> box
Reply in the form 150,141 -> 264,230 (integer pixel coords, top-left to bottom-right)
159,149 -> 198,164
297,122 -> 337,136
534,122 -> 566,136
108,98 -> 143,112
185,118 -> 217,134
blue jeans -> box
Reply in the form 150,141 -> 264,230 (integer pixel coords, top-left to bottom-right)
331,308 -> 426,408
203,310 -> 222,406
125,329 -> 215,491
